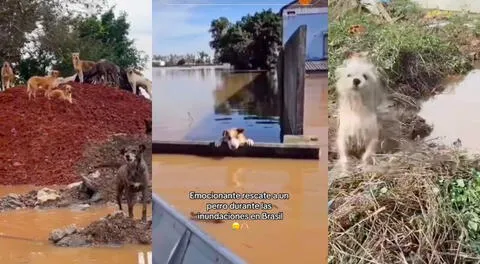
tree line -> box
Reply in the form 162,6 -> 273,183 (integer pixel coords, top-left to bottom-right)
0,0 -> 147,83
209,9 -> 282,70
152,52 -> 212,67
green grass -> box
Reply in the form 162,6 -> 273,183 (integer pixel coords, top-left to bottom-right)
444,169 -> 480,253
328,3 -> 472,102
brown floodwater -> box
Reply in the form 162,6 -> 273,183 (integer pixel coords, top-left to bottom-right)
152,155 -> 328,263
0,186 -> 151,264
419,68 -> 480,152
153,67 -> 282,143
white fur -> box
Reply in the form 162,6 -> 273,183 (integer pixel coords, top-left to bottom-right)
126,68 -> 152,99
335,54 -> 385,171
227,138 -> 241,150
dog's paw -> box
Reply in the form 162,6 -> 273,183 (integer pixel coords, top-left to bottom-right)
246,139 -> 254,146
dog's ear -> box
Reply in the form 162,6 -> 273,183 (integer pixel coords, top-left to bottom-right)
138,144 -> 146,153
236,128 -> 245,134
222,130 -> 228,137
120,148 -> 126,155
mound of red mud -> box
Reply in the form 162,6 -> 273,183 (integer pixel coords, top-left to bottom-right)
0,83 -> 151,185
50,212 -> 151,247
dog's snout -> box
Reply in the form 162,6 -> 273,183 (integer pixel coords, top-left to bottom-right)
125,154 -> 131,161
353,78 -> 361,86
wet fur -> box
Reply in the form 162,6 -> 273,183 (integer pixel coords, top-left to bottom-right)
215,128 -> 255,150
335,52 -> 385,170
116,144 -> 149,222
1,62 -> 14,91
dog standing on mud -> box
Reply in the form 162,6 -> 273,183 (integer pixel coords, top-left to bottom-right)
215,128 -> 255,150
72,52 -> 96,83
1,62 -> 14,91
116,144 -> 149,222
126,68 -> 152,98
26,71 -> 61,100
335,52 -> 385,171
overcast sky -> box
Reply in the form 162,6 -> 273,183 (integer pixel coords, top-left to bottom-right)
108,0 -> 152,79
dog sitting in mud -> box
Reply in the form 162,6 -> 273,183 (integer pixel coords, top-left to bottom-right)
116,144 -> 149,222
1,61 -> 15,91
335,52 -> 385,172
26,71 -> 61,100
215,128 -> 255,150
46,84 -> 73,104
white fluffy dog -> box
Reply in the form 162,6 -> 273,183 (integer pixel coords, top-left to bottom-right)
335,52 -> 385,171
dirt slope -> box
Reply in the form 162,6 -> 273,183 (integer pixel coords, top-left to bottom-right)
0,83 -> 151,185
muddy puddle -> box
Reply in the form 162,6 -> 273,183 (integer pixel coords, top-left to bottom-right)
419,67 -> 480,152
152,154 -> 327,263
0,186 -> 151,263
153,67 -> 281,143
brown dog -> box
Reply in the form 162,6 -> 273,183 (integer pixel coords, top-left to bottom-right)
91,60 -> 120,86
116,144 -> 149,222
215,128 -> 255,150
26,74 -> 60,100
1,62 -> 14,91
46,84 -> 73,104
72,52 -> 96,83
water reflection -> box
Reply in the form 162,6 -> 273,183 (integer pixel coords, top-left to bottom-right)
420,67 -> 480,152
153,67 -> 281,143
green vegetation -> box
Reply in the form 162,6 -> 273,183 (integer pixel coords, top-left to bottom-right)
209,9 -> 281,70
328,0 -> 472,101
328,1 -> 480,263
1,0 -> 147,83
445,169 -> 480,252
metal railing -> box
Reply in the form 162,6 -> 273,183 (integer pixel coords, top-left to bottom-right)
152,194 -> 247,264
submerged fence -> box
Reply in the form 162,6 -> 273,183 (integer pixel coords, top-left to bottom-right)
152,194 -> 246,264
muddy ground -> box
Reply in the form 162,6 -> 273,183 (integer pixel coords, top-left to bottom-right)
0,83 -> 151,185
0,134 -> 153,212
0,82 -> 153,246
49,212 -> 152,247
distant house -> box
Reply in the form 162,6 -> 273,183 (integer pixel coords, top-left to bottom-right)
280,0 -> 328,71
153,59 -> 166,67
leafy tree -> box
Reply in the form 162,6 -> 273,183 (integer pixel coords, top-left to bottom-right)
49,9 -> 147,77
209,9 -> 281,70
0,0 -> 146,83
198,51 -> 209,63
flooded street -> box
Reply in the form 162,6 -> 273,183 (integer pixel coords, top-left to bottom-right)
152,155 -> 327,263
152,65 -> 327,262
0,186 -> 150,264
419,68 -> 480,152
153,67 -> 281,143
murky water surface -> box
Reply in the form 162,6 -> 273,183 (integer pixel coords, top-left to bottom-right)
420,68 -> 480,152
153,67 -> 281,143
0,186 -> 151,264
152,155 -> 327,263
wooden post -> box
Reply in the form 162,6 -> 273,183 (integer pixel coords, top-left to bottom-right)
280,25 -> 306,136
